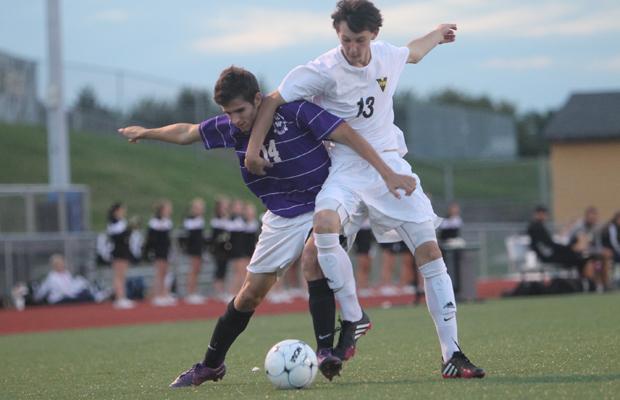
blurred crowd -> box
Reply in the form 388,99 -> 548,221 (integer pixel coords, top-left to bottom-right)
527,205 -> 620,292
13,198 -> 470,311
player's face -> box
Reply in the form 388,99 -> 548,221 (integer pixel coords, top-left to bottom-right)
221,94 -> 262,132
336,21 -> 377,67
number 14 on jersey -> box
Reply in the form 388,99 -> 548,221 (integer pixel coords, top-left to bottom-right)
260,139 -> 282,163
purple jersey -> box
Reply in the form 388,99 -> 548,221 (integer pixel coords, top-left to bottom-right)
199,101 -> 343,218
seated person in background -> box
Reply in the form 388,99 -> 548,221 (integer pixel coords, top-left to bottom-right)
526,205 -> 592,280
34,254 -> 106,304
602,211 -> 620,268
568,206 -> 610,292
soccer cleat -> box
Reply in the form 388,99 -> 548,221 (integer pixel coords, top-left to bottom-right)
441,351 -> 485,379
334,311 -> 372,361
169,362 -> 226,387
316,348 -> 343,381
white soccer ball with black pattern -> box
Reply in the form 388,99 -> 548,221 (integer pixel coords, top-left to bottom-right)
264,339 -> 318,389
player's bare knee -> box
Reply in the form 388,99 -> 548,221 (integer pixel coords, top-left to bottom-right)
415,241 -> 443,266
313,210 -> 340,234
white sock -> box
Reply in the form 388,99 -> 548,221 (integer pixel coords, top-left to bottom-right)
419,258 -> 460,362
314,233 -> 362,322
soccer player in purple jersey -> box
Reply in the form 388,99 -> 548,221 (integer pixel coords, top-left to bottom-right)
119,66 -> 416,387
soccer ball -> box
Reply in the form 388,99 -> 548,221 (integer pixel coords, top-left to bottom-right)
264,339 -> 318,389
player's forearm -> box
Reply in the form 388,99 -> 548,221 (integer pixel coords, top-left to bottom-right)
141,123 -> 197,144
247,93 -> 284,156
407,29 -> 443,63
330,123 -> 394,179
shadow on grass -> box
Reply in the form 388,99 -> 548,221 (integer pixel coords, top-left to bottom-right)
308,373 -> 620,389
486,374 -> 620,385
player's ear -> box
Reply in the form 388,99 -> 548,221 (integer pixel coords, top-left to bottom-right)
371,30 -> 378,40
254,92 -> 262,108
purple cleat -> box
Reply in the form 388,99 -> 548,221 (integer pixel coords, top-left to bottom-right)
169,362 -> 226,388
317,348 -> 343,381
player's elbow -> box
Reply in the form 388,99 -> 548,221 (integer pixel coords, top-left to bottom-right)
179,134 -> 194,145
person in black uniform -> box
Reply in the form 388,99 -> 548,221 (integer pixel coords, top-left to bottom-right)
228,199 -> 250,294
438,202 -> 465,296
183,198 -> 207,304
242,202 -> 259,261
353,219 -> 374,297
526,205 -> 590,277
208,197 -> 232,301
107,202 -> 135,309
145,199 -> 176,306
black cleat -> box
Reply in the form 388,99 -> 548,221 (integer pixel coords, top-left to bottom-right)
316,348 -> 343,381
334,311 -> 372,361
442,351 -> 485,379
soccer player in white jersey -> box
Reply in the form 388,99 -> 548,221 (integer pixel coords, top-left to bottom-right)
245,0 -> 485,379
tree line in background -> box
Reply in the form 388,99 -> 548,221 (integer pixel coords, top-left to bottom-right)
75,85 -> 553,157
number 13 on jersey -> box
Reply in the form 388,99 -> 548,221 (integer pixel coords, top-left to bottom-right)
356,96 -> 375,118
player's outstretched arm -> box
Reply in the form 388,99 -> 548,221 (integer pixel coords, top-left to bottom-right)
329,122 -> 417,199
407,23 -> 457,64
117,123 -> 200,145
245,91 -> 286,175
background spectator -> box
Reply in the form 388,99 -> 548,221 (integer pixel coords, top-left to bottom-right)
526,205 -> 593,286
107,202 -> 135,309
182,198 -> 207,304
34,254 -> 108,305
354,219 -> 375,297
209,196 -> 232,301
228,199 -> 250,295
602,211 -> 620,288
438,201 -> 464,242
145,199 -> 176,306
569,206 -> 610,292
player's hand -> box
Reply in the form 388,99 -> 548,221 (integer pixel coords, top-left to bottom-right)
118,126 -> 147,143
436,23 -> 457,44
384,172 -> 417,199
244,152 -> 272,176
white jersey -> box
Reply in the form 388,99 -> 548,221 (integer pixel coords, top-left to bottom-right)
278,40 -> 410,160
279,40 -> 440,238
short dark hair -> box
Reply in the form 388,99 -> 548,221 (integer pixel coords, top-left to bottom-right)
213,66 -> 260,106
331,0 -> 383,33
534,205 -> 549,213
107,202 -> 122,222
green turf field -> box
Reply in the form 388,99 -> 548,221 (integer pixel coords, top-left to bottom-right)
1,293 -> 618,399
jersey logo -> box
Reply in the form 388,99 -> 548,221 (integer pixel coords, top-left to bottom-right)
273,113 -> 289,136
376,76 -> 388,92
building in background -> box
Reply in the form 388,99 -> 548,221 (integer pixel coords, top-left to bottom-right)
405,102 -> 517,160
544,91 -> 620,224
0,49 -> 40,125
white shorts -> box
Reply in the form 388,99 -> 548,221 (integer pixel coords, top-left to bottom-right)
246,210 -> 313,275
315,151 -> 441,245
